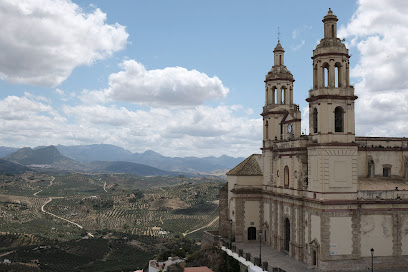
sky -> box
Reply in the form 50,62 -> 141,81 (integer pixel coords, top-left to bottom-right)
0,0 -> 407,158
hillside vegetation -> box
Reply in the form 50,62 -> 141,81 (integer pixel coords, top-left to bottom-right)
0,172 -> 222,270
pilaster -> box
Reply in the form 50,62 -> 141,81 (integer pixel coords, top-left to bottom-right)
393,214 -> 402,256
235,198 -> 245,242
320,213 -> 330,260
351,208 -> 361,258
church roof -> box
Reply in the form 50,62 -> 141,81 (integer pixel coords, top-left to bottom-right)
226,154 -> 263,176
266,41 -> 294,82
323,8 -> 338,22
273,41 -> 284,53
265,65 -> 294,81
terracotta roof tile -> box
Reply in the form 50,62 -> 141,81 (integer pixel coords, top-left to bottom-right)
226,154 -> 263,176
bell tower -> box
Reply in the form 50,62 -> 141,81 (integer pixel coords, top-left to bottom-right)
306,9 -> 358,196
262,41 -> 301,143
307,8 -> 357,144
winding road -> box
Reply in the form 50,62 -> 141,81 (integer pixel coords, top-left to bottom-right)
182,215 -> 219,237
34,176 -> 84,229
33,176 -> 55,196
41,197 -> 83,229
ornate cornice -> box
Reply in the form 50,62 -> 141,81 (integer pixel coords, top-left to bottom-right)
306,95 -> 358,102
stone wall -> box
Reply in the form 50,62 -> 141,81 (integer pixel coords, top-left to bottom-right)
201,231 -> 220,249
219,183 -> 229,238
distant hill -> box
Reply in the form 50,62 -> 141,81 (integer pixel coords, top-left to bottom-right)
1,144 -> 245,174
0,159 -> 31,174
57,144 -> 133,163
89,161 -> 170,176
56,145 -> 244,173
0,146 -> 19,158
4,146 -> 85,171
5,146 -> 67,165
130,150 -> 245,173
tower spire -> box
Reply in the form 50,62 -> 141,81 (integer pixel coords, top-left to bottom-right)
277,27 -> 280,43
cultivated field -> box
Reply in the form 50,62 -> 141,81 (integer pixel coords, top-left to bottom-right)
0,173 -> 221,240
0,172 -> 222,270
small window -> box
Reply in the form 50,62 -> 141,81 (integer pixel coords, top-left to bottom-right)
383,167 -> 391,177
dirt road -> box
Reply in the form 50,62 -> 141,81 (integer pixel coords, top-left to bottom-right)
183,216 -> 219,236
33,176 -> 55,196
41,197 -> 83,229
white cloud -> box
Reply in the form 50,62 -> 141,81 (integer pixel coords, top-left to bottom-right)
339,0 -> 408,136
292,30 -> 297,39
292,40 -> 305,51
62,104 -> 261,156
0,95 -> 69,147
56,89 -> 65,96
0,94 -> 260,157
81,60 -> 229,107
0,0 -> 128,87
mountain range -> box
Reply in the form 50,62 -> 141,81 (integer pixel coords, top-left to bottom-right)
0,144 -> 245,174
0,159 -> 31,174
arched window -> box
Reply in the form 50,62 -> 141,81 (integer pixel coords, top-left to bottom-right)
322,63 -> 330,87
335,62 -> 342,87
279,55 -> 282,65
282,86 -> 286,104
334,107 -> 344,132
313,108 -> 318,133
273,86 -> 277,104
331,24 -> 335,37
284,165 -> 289,188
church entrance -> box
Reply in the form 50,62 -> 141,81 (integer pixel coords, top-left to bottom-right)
248,227 -> 256,240
284,218 -> 290,251
313,250 -> 317,266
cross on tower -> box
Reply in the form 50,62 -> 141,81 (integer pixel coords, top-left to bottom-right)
277,27 -> 280,42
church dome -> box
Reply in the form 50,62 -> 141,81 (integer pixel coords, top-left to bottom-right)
314,8 -> 347,52
265,65 -> 294,81
265,41 -> 294,82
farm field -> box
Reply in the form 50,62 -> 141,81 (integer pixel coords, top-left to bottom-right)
0,172 -> 222,270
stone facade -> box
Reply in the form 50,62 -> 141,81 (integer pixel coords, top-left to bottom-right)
220,9 -> 408,271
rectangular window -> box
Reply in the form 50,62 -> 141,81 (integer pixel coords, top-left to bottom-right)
383,168 -> 390,177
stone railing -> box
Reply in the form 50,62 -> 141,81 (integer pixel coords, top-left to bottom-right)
201,230 -> 220,249
358,190 -> 408,200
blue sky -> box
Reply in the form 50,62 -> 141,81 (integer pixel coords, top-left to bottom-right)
0,0 -> 407,157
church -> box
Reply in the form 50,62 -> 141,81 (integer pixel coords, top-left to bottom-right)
218,9 -> 408,271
